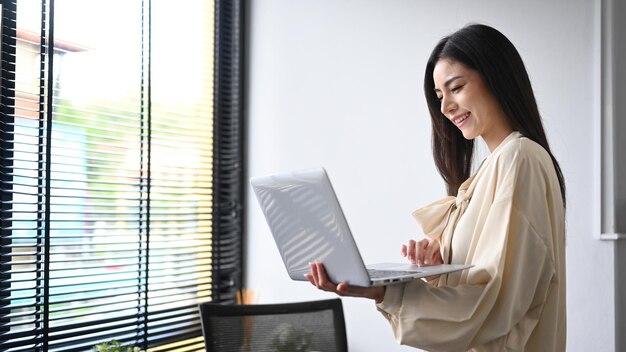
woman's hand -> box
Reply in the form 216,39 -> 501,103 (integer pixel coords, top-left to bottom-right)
401,238 -> 443,266
304,262 -> 385,303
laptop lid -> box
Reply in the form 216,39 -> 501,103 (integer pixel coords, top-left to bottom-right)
251,167 -> 372,286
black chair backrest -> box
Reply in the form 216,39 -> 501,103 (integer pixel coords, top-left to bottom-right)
199,298 -> 348,352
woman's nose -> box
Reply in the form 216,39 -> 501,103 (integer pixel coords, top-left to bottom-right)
440,95 -> 456,116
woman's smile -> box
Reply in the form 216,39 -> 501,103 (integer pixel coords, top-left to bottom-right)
452,112 -> 471,127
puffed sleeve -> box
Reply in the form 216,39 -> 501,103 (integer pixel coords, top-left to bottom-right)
376,140 -> 559,351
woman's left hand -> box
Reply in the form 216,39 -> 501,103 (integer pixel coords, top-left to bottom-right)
304,262 -> 386,303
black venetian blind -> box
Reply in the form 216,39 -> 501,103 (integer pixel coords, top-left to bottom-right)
0,0 -> 244,351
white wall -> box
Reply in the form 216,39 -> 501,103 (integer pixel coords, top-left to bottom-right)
245,1 -> 615,351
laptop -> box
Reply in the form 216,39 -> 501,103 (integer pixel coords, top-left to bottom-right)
250,167 -> 472,287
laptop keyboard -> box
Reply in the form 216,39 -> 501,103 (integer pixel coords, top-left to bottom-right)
367,269 -> 422,279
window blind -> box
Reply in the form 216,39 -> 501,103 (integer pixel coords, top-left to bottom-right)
0,0 -> 243,351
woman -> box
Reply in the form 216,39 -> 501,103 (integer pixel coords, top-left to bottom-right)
305,24 -> 566,351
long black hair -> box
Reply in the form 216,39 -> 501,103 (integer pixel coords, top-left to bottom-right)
424,24 -> 566,207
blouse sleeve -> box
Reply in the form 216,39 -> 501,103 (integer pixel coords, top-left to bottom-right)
376,142 -> 559,351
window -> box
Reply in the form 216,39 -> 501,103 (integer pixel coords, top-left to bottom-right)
0,1 -> 244,351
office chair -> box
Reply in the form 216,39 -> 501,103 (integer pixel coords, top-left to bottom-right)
199,298 -> 348,352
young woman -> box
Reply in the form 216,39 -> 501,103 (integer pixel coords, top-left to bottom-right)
305,24 -> 566,351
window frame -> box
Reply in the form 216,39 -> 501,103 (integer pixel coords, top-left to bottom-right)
211,0 -> 245,307
0,0 -> 244,350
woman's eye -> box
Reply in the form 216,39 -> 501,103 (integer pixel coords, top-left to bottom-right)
450,85 -> 463,93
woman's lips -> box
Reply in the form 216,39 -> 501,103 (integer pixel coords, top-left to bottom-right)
453,112 -> 470,128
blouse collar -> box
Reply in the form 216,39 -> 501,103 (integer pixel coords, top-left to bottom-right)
489,131 -> 523,156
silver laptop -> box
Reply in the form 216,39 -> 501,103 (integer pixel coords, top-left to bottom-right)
250,167 -> 472,287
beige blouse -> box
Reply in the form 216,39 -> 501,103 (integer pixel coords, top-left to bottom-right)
377,132 -> 566,351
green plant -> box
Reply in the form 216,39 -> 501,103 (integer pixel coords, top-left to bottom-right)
92,340 -> 140,352
271,323 -> 313,352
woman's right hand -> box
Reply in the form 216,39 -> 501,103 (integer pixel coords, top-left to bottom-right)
304,262 -> 386,303
401,238 -> 443,266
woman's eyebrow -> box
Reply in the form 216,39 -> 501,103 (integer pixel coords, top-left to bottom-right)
444,76 -> 462,87
434,75 -> 463,92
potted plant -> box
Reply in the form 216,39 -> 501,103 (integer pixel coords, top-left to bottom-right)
92,340 -> 140,352
271,323 -> 313,352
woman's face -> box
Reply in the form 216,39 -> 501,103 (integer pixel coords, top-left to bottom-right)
433,58 -> 512,151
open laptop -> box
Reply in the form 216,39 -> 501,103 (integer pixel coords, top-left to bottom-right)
250,167 -> 472,287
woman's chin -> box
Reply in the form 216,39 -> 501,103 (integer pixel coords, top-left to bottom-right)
460,129 -> 478,140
